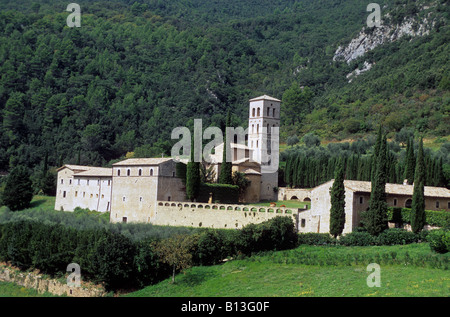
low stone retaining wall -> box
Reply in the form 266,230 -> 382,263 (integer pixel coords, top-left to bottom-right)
154,201 -> 303,230
0,263 -> 107,297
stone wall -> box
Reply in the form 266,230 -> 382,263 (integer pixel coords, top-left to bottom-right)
278,187 -> 312,202
0,263 -> 106,297
153,201 -> 301,230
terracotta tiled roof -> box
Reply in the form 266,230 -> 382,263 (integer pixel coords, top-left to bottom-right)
57,165 -> 91,172
343,180 -> 450,198
112,158 -> 173,166
249,95 -> 281,102
74,167 -> 112,177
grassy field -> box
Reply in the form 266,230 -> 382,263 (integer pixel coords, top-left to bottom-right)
249,200 -> 311,209
126,243 -> 449,297
0,281 -> 57,297
30,195 -> 56,210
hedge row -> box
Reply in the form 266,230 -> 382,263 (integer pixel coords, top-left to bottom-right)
387,207 -> 450,228
297,228 -> 428,247
196,183 -> 239,204
0,216 -> 297,291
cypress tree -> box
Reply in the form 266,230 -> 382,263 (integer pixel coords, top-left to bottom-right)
1,165 -> 34,211
219,111 -> 233,184
435,157 -> 444,187
371,125 -> 383,184
284,153 -> 292,187
329,159 -> 346,238
404,137 -> 415,185
411,137 -> 426,234
365,130 -> 388,236
186,135 -> 201,201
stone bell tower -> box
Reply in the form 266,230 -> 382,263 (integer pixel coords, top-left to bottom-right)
248,95 -> 280,201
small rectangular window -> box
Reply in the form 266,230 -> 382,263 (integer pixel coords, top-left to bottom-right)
75,191 -> 78,197
301,219 -> 306,228
122,217 -> 127,223
436,201 -> 440,208
393,199 -> 397,206
63,191 -> 66,198
359,197 -> 364,204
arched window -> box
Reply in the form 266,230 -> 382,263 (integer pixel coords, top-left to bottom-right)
267,108 -> 270,116
117,169 -> 120,176
150,168 -> 154,176
257,108 -> 260,116
273,108 -> 275,117
127,169 -> 131,176
252,124 -> 254,133
405,199 -> 412,208
138,169 -> 142,176
252,108 -> 255,117
256,124 -> 259,133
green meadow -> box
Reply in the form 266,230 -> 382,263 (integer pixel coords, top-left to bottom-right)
126,243 -> 449,297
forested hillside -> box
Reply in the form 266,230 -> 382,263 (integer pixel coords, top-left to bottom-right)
0,0 -> 448,177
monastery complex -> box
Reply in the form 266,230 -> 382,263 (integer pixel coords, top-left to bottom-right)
55,95 -> 450,233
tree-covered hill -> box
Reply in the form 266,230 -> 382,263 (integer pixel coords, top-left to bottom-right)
0,0 -> 448,174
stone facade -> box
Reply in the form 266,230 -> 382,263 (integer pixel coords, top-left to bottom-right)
300,179 -> 450,234
109,158 -> 185,223
55,165 -> 112,212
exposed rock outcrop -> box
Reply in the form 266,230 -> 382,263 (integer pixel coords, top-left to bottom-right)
334,16 -> 434,64
0,263 -> 107,297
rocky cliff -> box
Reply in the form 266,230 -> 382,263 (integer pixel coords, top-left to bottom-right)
334,7 -> 436,64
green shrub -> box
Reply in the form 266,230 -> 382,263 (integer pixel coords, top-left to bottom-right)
339,231 -> 376,246
236,216 -> 298,254
427,229 -> 449,253
194,229 -> 235,265
298,233 -> 336,245
376,228 -> 419,245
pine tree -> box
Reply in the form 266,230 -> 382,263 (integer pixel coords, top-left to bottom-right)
404,137 -> 415,185
365,129 -> 388,236
411,137 -> 426,234
2,166 -> 34,211
186,136 -> 201,201
219,111 -> 233,184
329,159 -> 346,238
